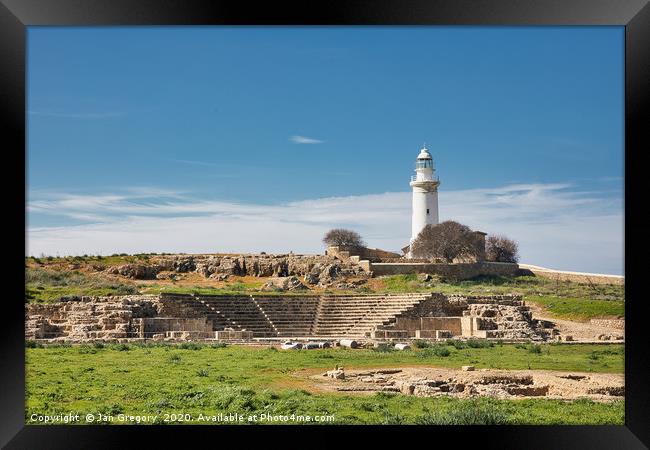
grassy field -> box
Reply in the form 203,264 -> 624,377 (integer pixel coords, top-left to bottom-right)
25,268 -> 138,302
372,274 -> 624,321
26,343 -> 624,425
374,273 -> 624,300
525,296 -> 624,321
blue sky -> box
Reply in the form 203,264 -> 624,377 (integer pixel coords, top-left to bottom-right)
27,27 -> 624,274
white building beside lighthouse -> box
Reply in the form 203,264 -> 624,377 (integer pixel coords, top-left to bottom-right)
408,145 -> 440,253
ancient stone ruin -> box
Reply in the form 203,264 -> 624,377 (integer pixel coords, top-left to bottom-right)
314,367 -> 624,401
26,292 -> 552,343
374,294 -> 556,340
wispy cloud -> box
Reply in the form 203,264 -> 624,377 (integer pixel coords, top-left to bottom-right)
26,183 -> 623,274
170,159 -> 222,168
29,110 -> 125,119
290,135 -> 324,144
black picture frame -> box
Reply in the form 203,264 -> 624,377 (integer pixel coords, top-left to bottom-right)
2,0 -> 648,447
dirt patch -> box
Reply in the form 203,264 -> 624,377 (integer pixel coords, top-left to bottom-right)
305,366 -> 624,401
527,303 -> 624,342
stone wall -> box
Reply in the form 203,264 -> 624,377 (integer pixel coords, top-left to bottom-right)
390,317 -> 463,337
518,264 -> 624,285
142,317 -> 213,334
380,294 -> 549,341
369,261 -> 520,280
590,319 -> 625,329
156,293 -> 208,317
326,246 -> 401,263
25,295 -> 160,341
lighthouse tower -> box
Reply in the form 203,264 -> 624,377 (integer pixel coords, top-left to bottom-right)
409,144 -> 440,249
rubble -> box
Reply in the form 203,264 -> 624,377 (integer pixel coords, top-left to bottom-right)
261,276 -> 308,291
311,367 -> 624,401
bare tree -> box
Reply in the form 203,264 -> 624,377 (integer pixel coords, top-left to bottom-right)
322,228 -> 366,252
485,235 -> 519,263
410,221 -> 478,262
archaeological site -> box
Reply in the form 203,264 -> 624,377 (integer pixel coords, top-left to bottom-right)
25,251 -> 623,345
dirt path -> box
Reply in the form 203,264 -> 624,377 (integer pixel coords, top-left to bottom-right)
306,366 -> 624,401
527,303 -> 624,342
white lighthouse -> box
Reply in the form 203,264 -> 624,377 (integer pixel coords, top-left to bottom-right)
409,144 -> 440,250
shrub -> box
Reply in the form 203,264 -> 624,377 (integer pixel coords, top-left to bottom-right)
528,344 -> 542,354
486,235 -> 519,263
410,221 -> 480,262
418,345 -> 451,358
168,354 -> 182,363
466,339 -> 494,349
25,340 -> 43,348
373,343 -> 395,353
78,345 -> 97,354
179,342 -> 203,350
446,339 -> 467,350
322,228 -> 365,252
196,369 -> 209,377
413,340 -> 431,349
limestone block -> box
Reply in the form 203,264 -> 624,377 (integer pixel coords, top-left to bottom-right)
326,369 -> 345,380
415,330 -> 435,339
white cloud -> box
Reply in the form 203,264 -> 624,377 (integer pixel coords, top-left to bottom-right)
290,135 -> 324,144
26,183 -> 623,274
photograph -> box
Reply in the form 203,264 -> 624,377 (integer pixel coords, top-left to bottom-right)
23,24 -> 627,427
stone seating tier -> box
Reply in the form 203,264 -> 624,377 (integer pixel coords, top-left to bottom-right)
176,293 -> 434,337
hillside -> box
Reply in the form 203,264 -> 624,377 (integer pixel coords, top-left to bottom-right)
25,253 -> 624,322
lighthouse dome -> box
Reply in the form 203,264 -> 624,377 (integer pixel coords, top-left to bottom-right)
416,146 -> 432,160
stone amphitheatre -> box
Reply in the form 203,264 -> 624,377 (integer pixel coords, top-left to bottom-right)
25,249 -> 624,345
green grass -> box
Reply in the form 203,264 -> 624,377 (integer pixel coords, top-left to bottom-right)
380,274 -> 433,293
525,295 -> 624,321
379,274 -> 623,300
376,274 -> 625,319
27,254 -> 156,268
25,343 -> 624,425
25,268 -> 138,303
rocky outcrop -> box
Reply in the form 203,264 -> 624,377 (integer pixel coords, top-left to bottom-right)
106,264 -> 160,279
149,254 -> 369,285
261,276 -> 308,291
